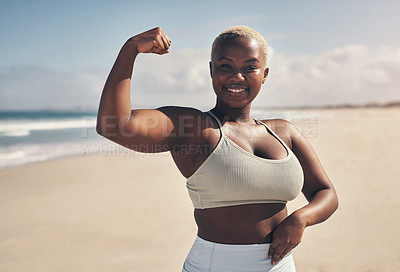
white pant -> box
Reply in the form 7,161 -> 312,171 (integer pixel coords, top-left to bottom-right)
182,236 -> 296,272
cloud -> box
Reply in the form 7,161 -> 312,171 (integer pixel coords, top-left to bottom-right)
134,44 -> 400,108
131,48 -> 215,109
1,45 -> 399,111
256,45 -> 400,107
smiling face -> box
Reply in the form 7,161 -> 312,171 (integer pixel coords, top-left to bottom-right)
210,37 -> 269,109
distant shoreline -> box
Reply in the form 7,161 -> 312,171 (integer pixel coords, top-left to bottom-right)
253,100 -> 400,111
2,100 -> 400,113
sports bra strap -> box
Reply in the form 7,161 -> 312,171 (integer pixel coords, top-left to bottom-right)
253,119 -> 290,151
206,111 -> 224,136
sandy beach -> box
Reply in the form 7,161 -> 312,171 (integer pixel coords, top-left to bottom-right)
1,107 -> 399,272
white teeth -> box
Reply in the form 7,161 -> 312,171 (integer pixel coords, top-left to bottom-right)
227,88 -> 246,93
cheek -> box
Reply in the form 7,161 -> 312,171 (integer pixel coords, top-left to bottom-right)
211,77 -> 221,92
211,73 -> 225,86
248,74 -> 264,84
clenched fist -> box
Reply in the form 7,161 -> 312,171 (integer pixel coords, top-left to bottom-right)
128,27 -> 171,55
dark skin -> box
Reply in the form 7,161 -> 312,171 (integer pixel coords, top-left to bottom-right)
97,27 -> 339,265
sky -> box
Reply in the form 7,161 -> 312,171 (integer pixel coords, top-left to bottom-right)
0,0 -> 399,111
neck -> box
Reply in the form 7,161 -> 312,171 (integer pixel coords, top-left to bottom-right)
211,100 -> 252,123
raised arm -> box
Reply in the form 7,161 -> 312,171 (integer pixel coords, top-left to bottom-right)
96,27 -> 185,153
268,120 -> 339,265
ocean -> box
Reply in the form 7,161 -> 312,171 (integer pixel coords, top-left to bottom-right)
0,109 -> 322,170
0,110 -> 105,169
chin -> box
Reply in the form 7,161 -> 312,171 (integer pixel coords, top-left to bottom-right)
225,101 -> 252,109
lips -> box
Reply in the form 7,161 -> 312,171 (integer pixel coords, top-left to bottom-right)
227,88 -> 246,93
224,85 -> 248,94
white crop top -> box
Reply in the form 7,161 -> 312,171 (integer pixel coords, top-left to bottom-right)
186,111 -> 304,209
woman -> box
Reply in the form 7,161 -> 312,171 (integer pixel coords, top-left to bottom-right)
97,26 -> 338,272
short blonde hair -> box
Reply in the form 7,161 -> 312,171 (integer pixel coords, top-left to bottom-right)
211,25 -> 269,66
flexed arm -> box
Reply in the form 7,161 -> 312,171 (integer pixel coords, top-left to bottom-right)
96,28 -> 180,152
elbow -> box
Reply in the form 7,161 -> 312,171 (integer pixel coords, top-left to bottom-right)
332,189 -> 339,212
96,113 -> 105,136
96,123 -> 104,136
96,113 -> 131,138
96,121 -> 117,139
96,114 -> 118,138
325,186 -> 339,216
96,118 -> 105,136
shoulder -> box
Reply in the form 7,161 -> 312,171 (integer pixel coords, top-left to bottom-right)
129,106 -> 207,134
260,118 -> 302,149
156,106 -> 218,139
157,106 -> 204,116
156,106 -> 213,126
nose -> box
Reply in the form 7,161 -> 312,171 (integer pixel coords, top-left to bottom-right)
229,70 -> 245,81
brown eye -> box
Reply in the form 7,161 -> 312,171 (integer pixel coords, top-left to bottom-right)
220,64 -> 232,69
244,65 -> 257,71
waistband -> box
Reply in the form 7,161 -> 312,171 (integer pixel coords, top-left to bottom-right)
183,235 -> 296,271
195,235 -> 272,250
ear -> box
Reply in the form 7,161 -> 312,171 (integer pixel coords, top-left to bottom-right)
262,68 -> 269,84
209,61 -> 213,77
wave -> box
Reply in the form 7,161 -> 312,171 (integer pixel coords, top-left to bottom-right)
0,150 -> 26,160
0,140 -> 103,169
0,117 -> 96,137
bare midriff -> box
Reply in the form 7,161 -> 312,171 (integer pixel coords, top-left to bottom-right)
194,203 -> 287,244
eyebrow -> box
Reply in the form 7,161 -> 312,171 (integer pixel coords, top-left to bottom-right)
217,57 -> 260,63
245,58 -> 260,63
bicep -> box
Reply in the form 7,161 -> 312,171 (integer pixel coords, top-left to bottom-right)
100,107 -> 188,153
290,124 -> 334,201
